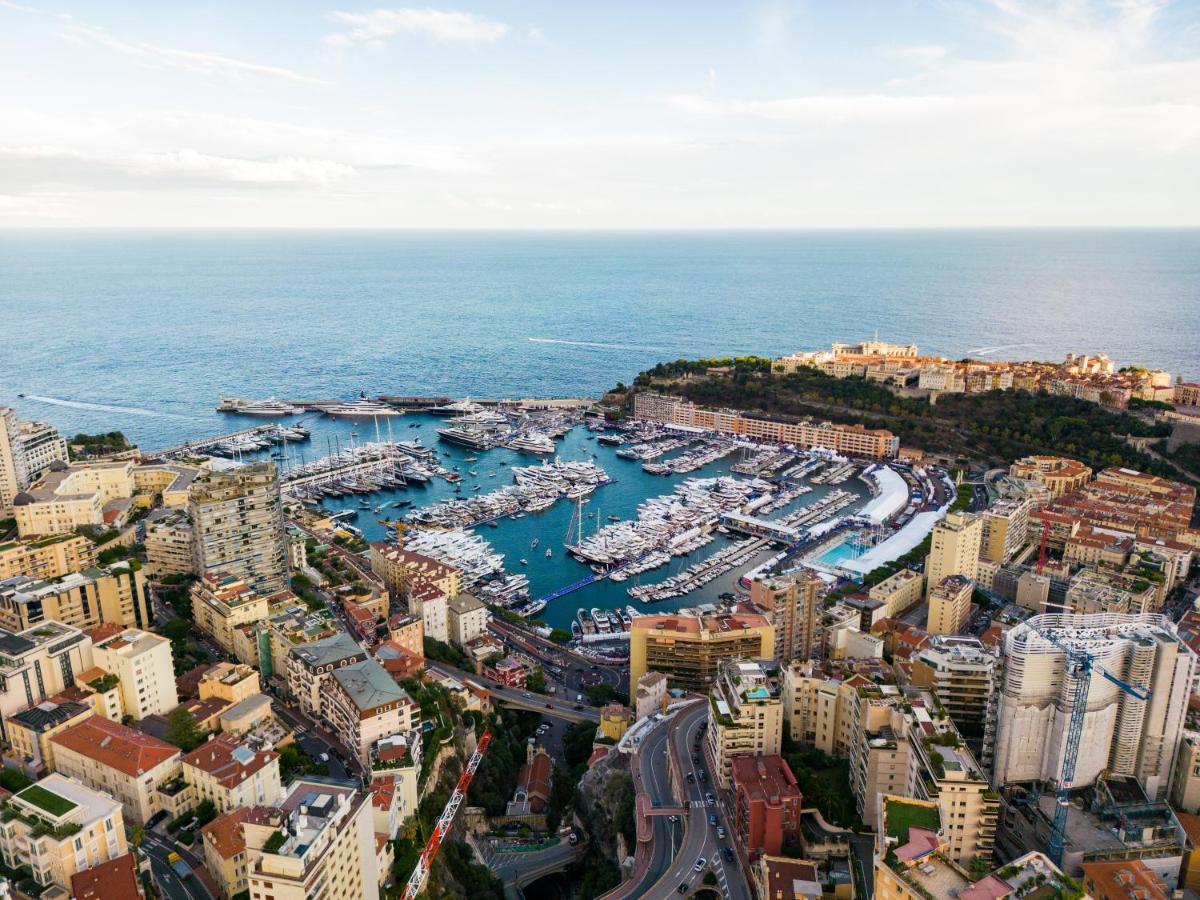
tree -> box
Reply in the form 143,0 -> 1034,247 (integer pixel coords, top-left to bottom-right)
165,707 -> 204,752
548,628 -> 572,645
526,666 -> 547,695
585,684 -> 617,706
130,825 -> 145,847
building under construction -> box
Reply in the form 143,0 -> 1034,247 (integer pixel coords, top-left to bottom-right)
993,612 -> 1196,801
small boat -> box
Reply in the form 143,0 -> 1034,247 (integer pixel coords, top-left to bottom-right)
607,514 -> 620,521
487,521 -> 499,529
468,470 -> 478,476
532,538 -> 540,548
545,548 -> 553,558
520,558 -> 529,566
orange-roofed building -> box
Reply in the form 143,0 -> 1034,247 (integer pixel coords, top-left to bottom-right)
629,611 -> 774,691
200,805 -> 283,899
732,754 -> 803,857
182,732 -> 282,813
1082,860 -> 1169,900
69,852 -> 143,900
50,715 -> 181,824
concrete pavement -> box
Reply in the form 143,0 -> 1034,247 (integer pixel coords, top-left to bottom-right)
426,660 -> 601,723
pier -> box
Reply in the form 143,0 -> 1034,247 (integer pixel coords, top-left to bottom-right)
147,421 -> 314,459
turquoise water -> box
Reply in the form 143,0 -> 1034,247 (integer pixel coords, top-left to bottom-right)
813,540 -> 864,569
283,411 -> 866,631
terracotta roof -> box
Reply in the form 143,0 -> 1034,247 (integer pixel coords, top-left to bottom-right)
85,622 -> 125,644
70,852 -> 140,900
51,715 -> 178,777
201,806 -> 281,860
1177,812 -> 1200,848
183,733 -> 278,788
1082,859 -> 1168,900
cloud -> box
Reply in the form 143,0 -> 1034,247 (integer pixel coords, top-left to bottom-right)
324,8 -> 509,46
886,44 -> 949,63
57,22 -> 326,84
664,93 -> 957,124
0,145 -> 356,187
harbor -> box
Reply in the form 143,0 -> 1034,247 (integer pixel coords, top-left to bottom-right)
140,402 -> 904,638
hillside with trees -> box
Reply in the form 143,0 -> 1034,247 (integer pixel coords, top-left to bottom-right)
629,363 -> 1186,482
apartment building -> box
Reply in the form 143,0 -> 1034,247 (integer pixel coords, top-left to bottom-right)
874,796 -> 1071,900
131,462 -> 200,508
1009,456 -> 1092,499
781,661 -> 863,755
707,659 -> 784,788
980,497 -> 1033,564
632,393 -> 899,458
750,570 -> 822,663
198,662 -> 261,704
12,460 -> 135,538
4,699 -> 93,778
635,671 -> 668,721
0,773 -> 127,891
0,533 -> 96,581
257,599 -> 340,683
369,732 -> 422,833
91,628 -> 178,720
285,632 -> 367,720
69,852 -> 144,900
247,778 -> 380,900
851,687 -> 998,863
189,461 -> 288,595
201,806 -> 282,900
446,591 -> 488,648
868,569 -> 925,618
0,409 -> 69,518
192,572 -> 270,660
908,637 -> 996,757
629,611 -> 775,692
1171,732 -> 1200,814
926,575 -> 974,636
368,543 -> 462,601
0,561 -> 150,632
0,621 -> 94,741
327,659 -> 417,765
731,754 -> 803,857
182,732 -> 282,813
50,715 -> 181,824
925,512 -> 982,599
993,613 -> 1196,799
143,510 -> 195,579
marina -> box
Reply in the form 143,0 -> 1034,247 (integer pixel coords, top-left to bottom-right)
140,404 -> 890,635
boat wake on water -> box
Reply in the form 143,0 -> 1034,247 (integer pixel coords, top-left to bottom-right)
527,337 -> 671,353
21,394 -> 199,421
968,343 -> 1032,356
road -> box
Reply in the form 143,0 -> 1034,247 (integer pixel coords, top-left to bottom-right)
642,703 -> 752,900
603,713 -> 686,899
475,834 -> 584,894
488,619 -> 627,693
426,660 -> 601,723
141,830 -> 214,900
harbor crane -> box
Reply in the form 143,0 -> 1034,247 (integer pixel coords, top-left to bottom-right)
1027,622 -> 1151,866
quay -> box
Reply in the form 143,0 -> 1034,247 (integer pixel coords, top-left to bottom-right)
147,421 -> 313,458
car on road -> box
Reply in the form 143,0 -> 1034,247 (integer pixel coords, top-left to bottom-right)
716,826 -> 725,839
573,704 -> 584,710
677,884 -> 689,895
319,752 -> 329,762
545,703 -> 554,709
687,773 -> 695,783
691,753 -> 699,763
693,858 -> 706,872
708,814 -> 717,826
705,792 -> 715,805
668,815 -> 678,823
722,847 -> 735,862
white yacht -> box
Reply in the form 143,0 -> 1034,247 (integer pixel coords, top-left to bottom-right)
323,396 -> 404,419
508,432 -> 556,454
217,397 -> 303,415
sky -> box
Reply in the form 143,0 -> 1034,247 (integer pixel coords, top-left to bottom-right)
2,0 -> 1199,228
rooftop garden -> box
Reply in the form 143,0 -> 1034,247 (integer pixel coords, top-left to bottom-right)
884,799 -> 940,844
87,672 -> 119,693
264,830 -> 288,853
16,785 -> 77,818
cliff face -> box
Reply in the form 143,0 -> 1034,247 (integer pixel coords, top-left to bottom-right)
576,753 -> 636,868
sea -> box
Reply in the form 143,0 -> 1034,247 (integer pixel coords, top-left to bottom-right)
2,229 -> 1198,630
